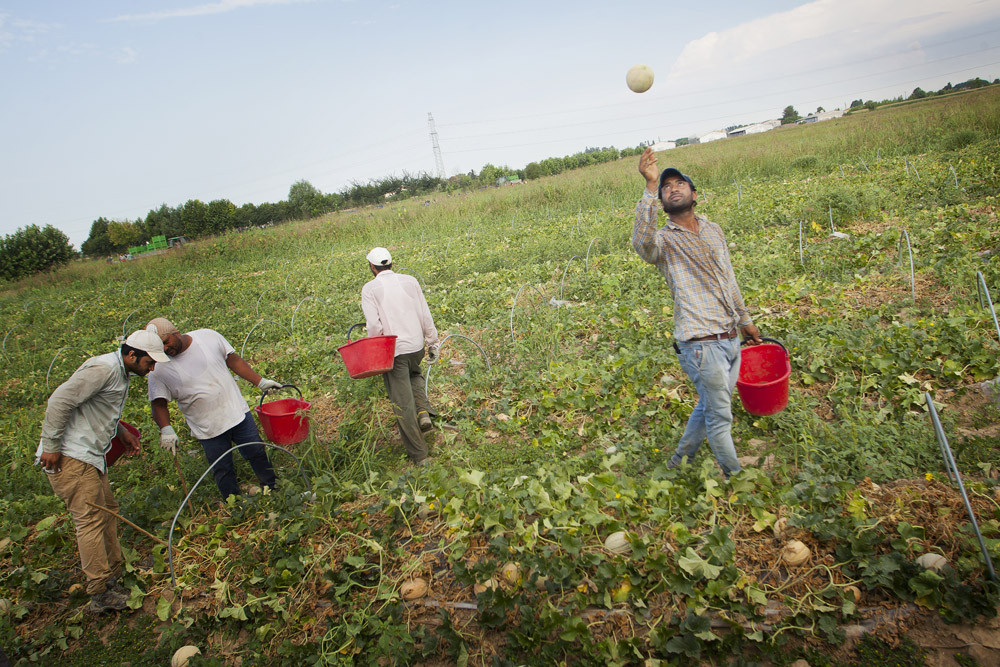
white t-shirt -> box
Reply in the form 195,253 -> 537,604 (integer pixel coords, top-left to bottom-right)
147,329 -> 249,439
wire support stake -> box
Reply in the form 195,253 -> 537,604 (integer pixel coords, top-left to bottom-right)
509,283 -> 546,342
255,288 -> 290,318
949,164 -> 959,189
425,333 -> 491,396
585,237 -> 606,271
839,164 -> 845,178
241,318 -> 294,358
1,324 -> 22,357
858,157 -> 869,173
798,220 -> 805,267
395,268 -> 426,289
924,392 -> 997,582
559,256 -> 581,301
290,296 -> 325,337
46,346 -> 89,391
167,441 -> 311,587
896,230 -> 915,302
975,271 -> 1000,343
122,307 -> 143,338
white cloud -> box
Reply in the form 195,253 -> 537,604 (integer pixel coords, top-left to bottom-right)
0,14 -> 59,53
116,46 -> 138,64
667,0 -> 1000,82
107,0 -> 319,23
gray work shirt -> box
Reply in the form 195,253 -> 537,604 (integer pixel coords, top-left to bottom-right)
38,350 -> 130,473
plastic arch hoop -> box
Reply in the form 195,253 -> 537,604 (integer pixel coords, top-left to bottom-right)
167,441 -> 311,587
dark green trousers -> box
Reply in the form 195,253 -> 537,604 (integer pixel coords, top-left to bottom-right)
383,349 -> 431,462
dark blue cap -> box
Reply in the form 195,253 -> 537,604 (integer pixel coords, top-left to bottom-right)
658,167 -> 696,195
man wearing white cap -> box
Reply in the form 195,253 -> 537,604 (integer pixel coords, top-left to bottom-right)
38,329 -> 169,614
361,247 -> 440,464
144,318 -> 282,499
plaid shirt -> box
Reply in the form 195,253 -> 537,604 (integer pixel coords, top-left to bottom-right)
632,189 -> 752,342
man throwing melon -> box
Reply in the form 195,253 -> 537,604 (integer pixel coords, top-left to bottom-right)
633,147 -> 762,478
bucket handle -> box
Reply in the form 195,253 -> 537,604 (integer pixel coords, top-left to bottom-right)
346,322 -> 366,342
741,337 -> 788,355
258,383 -> 303,408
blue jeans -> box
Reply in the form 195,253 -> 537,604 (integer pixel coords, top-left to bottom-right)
669,337 -> 742,477
199,412 -> 276,499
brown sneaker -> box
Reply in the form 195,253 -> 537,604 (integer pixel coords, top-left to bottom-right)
417,411 -> 433,432
88,587 -> 128,613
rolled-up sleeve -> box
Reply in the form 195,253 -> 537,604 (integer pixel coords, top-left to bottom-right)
40,364 -> 110,454
632,190 -> 662,265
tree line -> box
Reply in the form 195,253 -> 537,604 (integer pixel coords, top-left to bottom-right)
0,143 -> 645,282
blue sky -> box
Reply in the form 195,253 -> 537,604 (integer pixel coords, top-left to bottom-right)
2,0 -> 999,249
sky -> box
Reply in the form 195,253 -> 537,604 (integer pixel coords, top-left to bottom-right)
2,0 -> 999,249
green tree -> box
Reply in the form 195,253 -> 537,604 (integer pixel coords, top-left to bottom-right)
107,220 -> 144,248
181,199 -> 209,237
780,105 -> 801,124
864,100 -> 877,111
288,179 -> 326,219
524,162 -> 544,180
81,217 -> 114,257
909,87 -> 927,100
0,224 -> 76,282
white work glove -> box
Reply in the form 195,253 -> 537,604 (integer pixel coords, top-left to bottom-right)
426,345 -> 440,364
160,425 -> 178,456
258,378 -> 282,391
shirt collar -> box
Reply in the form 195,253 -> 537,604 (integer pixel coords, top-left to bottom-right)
665,213 -> 706,231
113,348 -> 129,378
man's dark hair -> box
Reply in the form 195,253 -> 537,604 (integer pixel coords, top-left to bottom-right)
372,262 -> 393,273
121,343 -> 150,360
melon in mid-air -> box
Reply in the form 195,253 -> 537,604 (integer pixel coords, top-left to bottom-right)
626,64 -> 654,93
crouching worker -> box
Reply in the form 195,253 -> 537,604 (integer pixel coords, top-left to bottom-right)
37,330 -> 169,613
145,318 -> 282,500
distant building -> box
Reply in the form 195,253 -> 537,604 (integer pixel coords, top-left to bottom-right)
727,120 -> 780,137
650,140 -> 676,151
698,130 -> 727,143
798,109 -> 845,124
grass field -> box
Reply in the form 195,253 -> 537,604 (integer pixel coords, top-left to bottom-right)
1,86 -> 999,666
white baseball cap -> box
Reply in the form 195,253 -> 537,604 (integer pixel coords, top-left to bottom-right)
125,329 -> 170,363
366,247 -> 392,266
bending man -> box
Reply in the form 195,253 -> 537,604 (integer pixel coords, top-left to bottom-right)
633,147 -> 762,478
145,318 -> 282,499
37,330 -> 169,613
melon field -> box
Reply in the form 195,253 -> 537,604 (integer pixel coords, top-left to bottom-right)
2,87 -> 1000,666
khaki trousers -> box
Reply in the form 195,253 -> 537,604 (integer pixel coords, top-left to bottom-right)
46,456 -> 123,595
382,349 -> 431,462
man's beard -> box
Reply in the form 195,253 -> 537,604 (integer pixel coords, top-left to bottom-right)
662,198 -> 695,214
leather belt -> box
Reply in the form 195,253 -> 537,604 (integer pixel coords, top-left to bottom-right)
687,329 -> 738,342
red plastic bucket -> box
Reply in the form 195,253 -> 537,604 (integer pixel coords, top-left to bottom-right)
736,338 -> 791,416
337,334 -> 397,379
255,385 -> 311,445
106,421 -> 140,466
